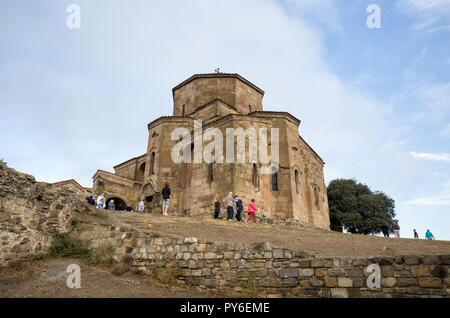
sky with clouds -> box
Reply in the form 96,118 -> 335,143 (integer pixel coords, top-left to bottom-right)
1,0 -> 449,239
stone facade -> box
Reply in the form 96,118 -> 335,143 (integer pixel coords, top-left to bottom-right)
71,220 -> 450,298
0,162 -> 96,265
92,73 -> 330,229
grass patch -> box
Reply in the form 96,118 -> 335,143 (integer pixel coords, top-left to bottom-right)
226,279 -> 259,298
34,233 -> 116,267
146,261 -> 183,288
111,255 -> 133,276
0,259 -> 43,280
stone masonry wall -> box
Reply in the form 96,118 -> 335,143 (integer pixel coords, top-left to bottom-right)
0,162 -> 95,265
71,221 -> 450,298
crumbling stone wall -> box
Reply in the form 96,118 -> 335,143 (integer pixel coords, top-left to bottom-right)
0,162 -> 94,265
71,221 -> 450,298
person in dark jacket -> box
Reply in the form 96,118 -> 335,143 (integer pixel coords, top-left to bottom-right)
235,195 -> 243,222
214,199 -> 220,219
161,182 -> 171,216
381,223 -> 389,237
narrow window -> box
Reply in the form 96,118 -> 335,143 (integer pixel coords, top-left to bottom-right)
314,186 -> 320,209
209,163 -> 214,182
272,170 -> 279,191
150,152 -> 155,175
295,170 -> 299,194
182,104 -> 185,116
252,164 -> 258,187
248,105 -> 252,114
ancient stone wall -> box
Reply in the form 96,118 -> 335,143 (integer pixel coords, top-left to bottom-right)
72,221 -> 450,298
0,162 -> 95,265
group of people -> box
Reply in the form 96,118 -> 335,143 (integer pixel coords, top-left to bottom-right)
214,192 -> 258,223
137,182 -> 171,215
85,193 -> 116,210
381,221 -> 435,240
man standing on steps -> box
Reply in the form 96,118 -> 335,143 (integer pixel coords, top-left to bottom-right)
161,182 -> 171,216
225,192 -> 236,221
392,221 -> 400,238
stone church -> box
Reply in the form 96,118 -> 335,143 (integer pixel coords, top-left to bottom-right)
92,73 -> 330,229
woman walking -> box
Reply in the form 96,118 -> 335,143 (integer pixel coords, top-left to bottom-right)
246,199 -> 258,223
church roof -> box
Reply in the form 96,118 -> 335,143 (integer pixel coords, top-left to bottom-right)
172,73 -> 265,96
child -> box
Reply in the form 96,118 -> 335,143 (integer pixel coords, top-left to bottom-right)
246,199 -> 258,223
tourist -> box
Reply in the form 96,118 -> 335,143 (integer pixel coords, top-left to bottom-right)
162,182 -> 171,216
96,193 -> 105,209
138,199 -> 145,213
225,192 -> 236,221
381,223 -> 389,237
88,196 -> 96,206
235,195 -> 243,222
214,198 -> 220,219
392,221 -> 400,238
413,229 -> 419,239
108,199 -> 115,210
246,199 -> 258,223
425,229 -> 435,240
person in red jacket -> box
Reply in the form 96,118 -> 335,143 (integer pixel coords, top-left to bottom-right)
246,199 -> 258,223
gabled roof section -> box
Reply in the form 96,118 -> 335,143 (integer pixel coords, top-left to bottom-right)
172,73 -> 265,96
113,154 -> 147,169
187,98 -> 239,116
51,179 -> 86,191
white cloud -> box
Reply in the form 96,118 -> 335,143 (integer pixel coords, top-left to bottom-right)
408,81 -> 450,124
405,181 -> 450,206
397,0 -> 450,32
410,152 -> 450,162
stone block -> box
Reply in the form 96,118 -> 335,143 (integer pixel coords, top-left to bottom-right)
280,268 -> 299,278
381,277 -> 396,288
423,256 -> 442,265
396,278 -> 417,287
419,278 -> 442,288
273,249 -> 284,259
315,268 -> 326,277
338,278 -> 353,288
309,279 -> 324,287
410,265 -> 430,277
331,288 -> 348,298
431,265 -> 448,278
299,268 -> 314,278
311,259 -> 333,268
324,277 -> 338,287
403,255 -> 421,265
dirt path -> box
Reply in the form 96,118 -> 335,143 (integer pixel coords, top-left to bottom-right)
0,258 -> 208,298
114,212 -> 450,258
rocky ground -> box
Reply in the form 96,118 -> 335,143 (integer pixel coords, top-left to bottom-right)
0,257 -> 209,298
112,211 -> 450,258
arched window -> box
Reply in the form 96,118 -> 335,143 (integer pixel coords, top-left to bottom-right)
150,152 -> 155,175
295,170 -> 299,194
252,164 -> 258,187
272,170 -> 279,191
182,104 -> 185,116
248,105 -> 252,114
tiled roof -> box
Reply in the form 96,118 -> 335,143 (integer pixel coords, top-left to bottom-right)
172,73 -> 265,96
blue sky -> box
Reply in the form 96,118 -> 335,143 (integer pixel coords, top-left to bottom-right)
1,0 -> 449,240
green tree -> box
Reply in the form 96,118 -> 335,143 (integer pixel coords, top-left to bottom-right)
327,179 -> 396,235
